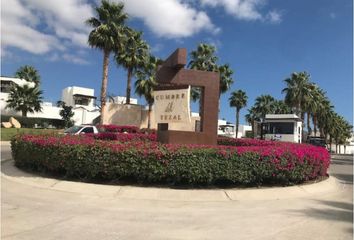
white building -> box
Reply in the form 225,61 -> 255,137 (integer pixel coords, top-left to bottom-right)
1,77 -> 101,126
1,77 -> 37,116
262,114 -> 303,143
217,119 -> 252,138
61,86 -> 100,124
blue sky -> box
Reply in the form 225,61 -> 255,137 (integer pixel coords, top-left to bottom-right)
2,0 -> 353,125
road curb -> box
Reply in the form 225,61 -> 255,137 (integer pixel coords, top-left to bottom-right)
1,160 -> 342,202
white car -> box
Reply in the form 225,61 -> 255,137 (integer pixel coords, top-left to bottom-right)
64,125 -> 98,135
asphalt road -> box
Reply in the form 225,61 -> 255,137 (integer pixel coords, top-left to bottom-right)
1,144 -> 353,240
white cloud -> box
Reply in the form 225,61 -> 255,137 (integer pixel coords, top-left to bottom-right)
2,0 -> 63,54
266,10 -> 283,24
62,54 -> 90,65
200,0 -> 283,23
23,0 -> 93,47
119,0 -> 219,38
1,0 -> 92,63
150,43 -> 164,53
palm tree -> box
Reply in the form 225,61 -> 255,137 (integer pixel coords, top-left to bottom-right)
6,85 -> 43,117
282,71 -> 312,117
188,43 -> 218,72
135,56 -> 163,129
188,43 -> 219,102
15,65 -> 41,86
273,100 -> 291,114
311,86 -> 328,136
229,90 -> 248,138
86,0 -> 128,124
253,94 -> 277,122
116,30 -> 149,104
218,64 -> 234,98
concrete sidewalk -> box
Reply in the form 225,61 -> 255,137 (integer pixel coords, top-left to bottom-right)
1,159 -> 341,202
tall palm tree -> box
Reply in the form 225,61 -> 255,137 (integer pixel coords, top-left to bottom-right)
282,71 -> 312,117
218,63 -> 234,98
6,85 -> 43,117
315,96 -> 332,137
188,43 -> 219,102
15,65 -> 41,86
273,100 -> 291,114
229,90 -> 248,138
310,86 -> 328,136
116,30 -> 149,104
253,94 -> 277,122
188,43 -> 218,72
135,56 -> 163,129
86,0 -> 128,124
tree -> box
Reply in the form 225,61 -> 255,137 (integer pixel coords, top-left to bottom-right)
188,43 -> 218,72
135,56 -> 163,129
188,43 -> 219,102
282,71 -> 312,117
86,0 -> 128,124
273,100 -> 291,114
229,90 -> 248,138
57,101 -> 75,128
6,84 -> 43,117
218,63 -> 234,98
253,94 -> 277,122
116,30 -> 149,104
15,65 -> 41,86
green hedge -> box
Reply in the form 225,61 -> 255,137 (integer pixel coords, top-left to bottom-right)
11,135 -> 330,186
1,115 -> 65,129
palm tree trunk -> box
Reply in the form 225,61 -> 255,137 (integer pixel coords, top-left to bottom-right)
126,68 -> 132,104
307,112 -> 311,136
21,109 -> 27,117
147,103 -> 152,129
329,135 -> 332,152
235,108 -> 240,139
301,111 -> 305,142
252,120 -> 255,139
313,114 -> 317,136
100,49 -> 109,124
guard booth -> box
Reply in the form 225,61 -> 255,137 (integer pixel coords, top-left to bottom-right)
261,114 -> 302,143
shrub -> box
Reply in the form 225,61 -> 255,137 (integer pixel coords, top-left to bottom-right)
11,135 -> 330,186
97,124 -> 139,133
93,132 -> 157,142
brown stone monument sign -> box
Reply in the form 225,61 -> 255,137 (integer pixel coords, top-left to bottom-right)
155,48 -> 220,145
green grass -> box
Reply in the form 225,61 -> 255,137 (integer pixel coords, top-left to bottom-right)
1,128 -> 63,141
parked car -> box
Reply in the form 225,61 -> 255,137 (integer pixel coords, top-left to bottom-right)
307,137 -> 327,148
64,125 -> 98,135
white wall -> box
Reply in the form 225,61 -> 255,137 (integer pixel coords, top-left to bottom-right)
72,107 -> 100,125
26,105 -> 61,119
62,86 -> 96,110
111,96 -> 138,104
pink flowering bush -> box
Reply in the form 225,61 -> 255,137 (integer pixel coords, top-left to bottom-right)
93,132 -> 157,142
97,124 -> 139,133
11,134 -> 330,186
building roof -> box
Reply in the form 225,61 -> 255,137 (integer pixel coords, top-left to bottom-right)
265,114 -> 302,121
73,94 -> 97,99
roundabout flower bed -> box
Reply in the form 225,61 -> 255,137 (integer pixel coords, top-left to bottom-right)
11,133 -> 330,186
